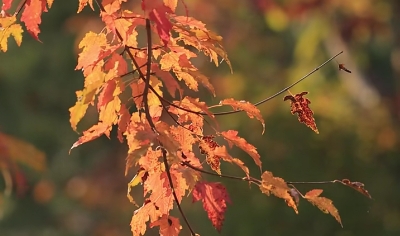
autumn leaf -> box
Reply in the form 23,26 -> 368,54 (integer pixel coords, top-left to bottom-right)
21,0 -> 52,40
127,168 -> 147,206
148,4 -> 173,45
259,171 -> 298,214
131,200 -> 162,236
77,0 -> 94,13
2,0 -> 13,11
220,130 -> 262,169
220,98 -> 265,134
338,179 -> 372,199
150,215 -> 182,236
283,91 -> 319,134
193,182 -> 231,232
305,189 -> 342,227
0,16 -> 23,52
213,146 -> 250,178
0,132 -> 46,195
70,122 -> 111,152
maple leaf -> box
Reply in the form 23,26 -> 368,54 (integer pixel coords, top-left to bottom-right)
70,122 -> 111,152
220,98 -> 265,134
77,0 -> 94,13
176,151 -> 202,193
193,182 -> 231,232
283,91 -> 319,134
2,0 -> 13,11
152,63 -> 183,98
131,199 -> 162,236
338,179 -> 372,199
150,215 -> 182,236
21,0 -> 52,40
305,189 -> 342,227
163,0 -> 178,12
127,168 -> 147,206
259,171 -> 298,214
220,130 -> 262,169
76,31 -> 120,72
170,15 -> 233,72
146,3 -> 173,45
213,146 -> 250,178
0,16 -> 23,52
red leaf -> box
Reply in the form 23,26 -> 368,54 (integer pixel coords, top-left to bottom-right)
220,130 -> 262,169
149,5 -> 173,45
2,0 -> 13,11
21,0 -> 50,40
305,189 -> 342,227
150,215 -> 182,236
193,182 -> 231,232
284,91 -> 319,133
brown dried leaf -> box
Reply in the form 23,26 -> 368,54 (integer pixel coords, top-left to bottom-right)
339,179 -> 372,199
283,91 -> 318,134
259,171 -> 298,214
305,189 -> 342,227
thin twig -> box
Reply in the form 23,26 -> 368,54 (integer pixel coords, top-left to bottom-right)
212,51 -> 344,116
161,149 -> 196,236
286,180 -> 336,185
182,161 -> 261,185
15,0 -> 27,16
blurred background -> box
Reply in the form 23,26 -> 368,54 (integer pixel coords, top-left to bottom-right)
0,0 -> 399,235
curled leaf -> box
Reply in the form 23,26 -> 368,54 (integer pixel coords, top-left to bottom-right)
284,91 -> 319,134
339,179 -> 372,199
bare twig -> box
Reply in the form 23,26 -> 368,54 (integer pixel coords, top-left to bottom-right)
182,161 -> 261,185
212,51 -> 344,116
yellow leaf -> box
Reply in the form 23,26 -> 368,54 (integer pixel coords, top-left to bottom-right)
0,16 -> 23,52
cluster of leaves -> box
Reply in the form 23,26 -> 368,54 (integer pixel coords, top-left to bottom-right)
1,0 -> 372,235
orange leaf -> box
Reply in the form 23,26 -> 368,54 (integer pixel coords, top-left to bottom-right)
213,146 -> 250,178
21,0 -> 51,40
220,130 -> 261,169
193,182 -> 231,232
220,98 -> 265,134
150,215 -> 182,236
259,171 -> 298,214
185,97 -> 218,128
75,31 -> 108,71
0,16 -> 23,52
131,200 -> 161,236
284,91 -> 319,134
152,63 -> 183,98
163,0 -> 178,12
77,0 -> 94,13
70,122 -> 111,152
305,189 -> 342,227
339,179 -> 372,199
